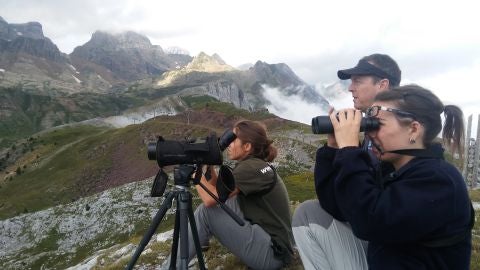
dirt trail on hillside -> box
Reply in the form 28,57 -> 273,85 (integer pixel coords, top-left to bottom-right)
36,130 -> 109,169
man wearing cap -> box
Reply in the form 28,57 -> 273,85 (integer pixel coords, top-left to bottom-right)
292,54 -> 402,270
338,53 -> 401,112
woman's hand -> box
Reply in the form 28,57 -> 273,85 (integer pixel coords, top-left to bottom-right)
330,109 -> 362,148
204,165 -> 218,184
195,166 -> 219,207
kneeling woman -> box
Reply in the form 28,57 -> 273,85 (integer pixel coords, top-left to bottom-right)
188,120 -> 294,269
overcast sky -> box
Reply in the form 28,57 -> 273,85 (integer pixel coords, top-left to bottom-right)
2,0 -> 480,137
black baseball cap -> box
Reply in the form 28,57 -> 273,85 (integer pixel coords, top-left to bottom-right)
337,59 -> 400,86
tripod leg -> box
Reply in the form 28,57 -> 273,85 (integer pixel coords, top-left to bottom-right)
187,194 -> 207,270
168,191 -> 207,270
169,209 -> 180,270
178,191 -> 192,270
126,192 -> 175,270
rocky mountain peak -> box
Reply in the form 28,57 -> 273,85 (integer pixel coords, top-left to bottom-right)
165,46 -> 189,55
0,16 -> 45,41
0,17 -> 64,66
0,16 -> 8,37
185,52 -> 234,72
116,31 -> 153,50
250,60 -> 329,109
252,60 -> 303,85
87,31 -> 116,49
85,30 -> 158,51
320,80 -> 350,100
70,30 -> 190,82
212,53 -> 226,65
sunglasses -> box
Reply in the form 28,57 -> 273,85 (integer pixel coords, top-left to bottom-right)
366,105 -> 417,120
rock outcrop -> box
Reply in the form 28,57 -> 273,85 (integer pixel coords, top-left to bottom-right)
70,31 -> 191,82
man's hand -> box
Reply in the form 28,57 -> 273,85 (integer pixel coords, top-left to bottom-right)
327,107 -> 339,148
330,109 -> 362,148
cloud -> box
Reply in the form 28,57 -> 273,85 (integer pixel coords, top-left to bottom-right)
261,85 -> 354,125
261,86 -> 325,125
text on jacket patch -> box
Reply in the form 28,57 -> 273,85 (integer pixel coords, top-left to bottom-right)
260,166 -> 273,174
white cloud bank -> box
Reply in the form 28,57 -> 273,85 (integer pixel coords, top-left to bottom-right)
262,85 -> 352,125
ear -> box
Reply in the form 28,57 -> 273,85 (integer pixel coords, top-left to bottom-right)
243,142 -> 252,153
409,121 -> 423,142
378,78 -> 390,90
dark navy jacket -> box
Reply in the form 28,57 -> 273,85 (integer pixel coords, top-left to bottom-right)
314,146 -> 472,270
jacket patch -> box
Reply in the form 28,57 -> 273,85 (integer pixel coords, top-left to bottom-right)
260,166 -> 273,174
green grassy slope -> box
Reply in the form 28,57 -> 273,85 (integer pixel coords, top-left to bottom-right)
0,125 -> 110,218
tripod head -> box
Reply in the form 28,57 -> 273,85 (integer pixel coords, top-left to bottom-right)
174,165 -> 196,186
150,164 -> 204,197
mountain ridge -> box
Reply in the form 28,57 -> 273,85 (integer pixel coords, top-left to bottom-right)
0,17 -> 329,157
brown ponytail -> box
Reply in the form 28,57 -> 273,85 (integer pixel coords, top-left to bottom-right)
443,105 -> 465,157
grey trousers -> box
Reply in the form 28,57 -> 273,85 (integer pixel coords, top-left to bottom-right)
292,200 -> 368,270
168,196 -> 283,270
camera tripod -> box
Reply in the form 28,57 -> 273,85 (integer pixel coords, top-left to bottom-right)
126,164 -> 244,270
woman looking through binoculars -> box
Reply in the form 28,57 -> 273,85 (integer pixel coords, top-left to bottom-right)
293,84 -> 472,270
